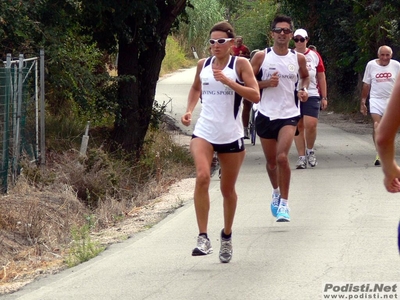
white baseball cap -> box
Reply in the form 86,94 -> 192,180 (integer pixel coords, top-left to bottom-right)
294,29 -> 308,38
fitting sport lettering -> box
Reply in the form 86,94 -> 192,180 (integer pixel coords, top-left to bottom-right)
267,72 -> 296,80
202,90 -> 234,95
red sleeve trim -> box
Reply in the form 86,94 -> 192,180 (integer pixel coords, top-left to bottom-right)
315,51 -> 325,72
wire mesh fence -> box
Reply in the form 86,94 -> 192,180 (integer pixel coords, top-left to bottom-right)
0,51 -> 45,193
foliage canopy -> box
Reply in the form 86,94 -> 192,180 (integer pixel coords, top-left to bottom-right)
1,0 -> 400,155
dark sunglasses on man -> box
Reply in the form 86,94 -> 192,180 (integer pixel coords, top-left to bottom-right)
271,27 -> 292,34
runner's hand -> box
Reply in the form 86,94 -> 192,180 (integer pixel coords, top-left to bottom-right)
269,72 -> 279,87
181,112 -> 192,126
298,90 -> 308,102
360,102 -> 367,116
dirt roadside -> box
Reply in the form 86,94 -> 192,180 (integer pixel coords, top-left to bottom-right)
0,110 -> 377,295
319,110 -> 372,135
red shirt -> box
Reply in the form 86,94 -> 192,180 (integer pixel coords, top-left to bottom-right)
232,45 -> 250,58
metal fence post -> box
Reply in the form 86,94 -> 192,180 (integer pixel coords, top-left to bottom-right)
13,54 -> 24,182
0,54 -> 12,192
40,49 -> 45,166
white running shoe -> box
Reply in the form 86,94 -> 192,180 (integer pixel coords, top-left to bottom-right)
219,230 -> 232,263
296,157 -> 307,169
192,235 -> 213,256
307,151 -> 318,167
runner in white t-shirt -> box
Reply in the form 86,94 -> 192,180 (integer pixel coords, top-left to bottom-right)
292,28 -> 328,169
360,45 -> 400,166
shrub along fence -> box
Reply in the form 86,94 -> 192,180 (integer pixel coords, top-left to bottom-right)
0,50 -> 45,193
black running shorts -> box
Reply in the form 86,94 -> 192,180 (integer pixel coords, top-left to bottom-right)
256,113 -> 300,140
192,135 -> 245,153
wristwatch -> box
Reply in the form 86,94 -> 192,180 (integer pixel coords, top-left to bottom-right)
299,87 -> 308,93
322,97 -> 328,100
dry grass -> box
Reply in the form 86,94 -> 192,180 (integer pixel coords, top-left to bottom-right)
0,36 -> 196,293
0,119 -> 194,294
0,178 -> 87,289
0,36 -> 196,294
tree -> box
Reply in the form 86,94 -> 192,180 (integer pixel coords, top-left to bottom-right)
81,1 -> 188,156
232,0 -> 277,51
176,0 -> 224,58
217,0 -> 243,23
0,0 -> 112,126
0,0 -> 38,56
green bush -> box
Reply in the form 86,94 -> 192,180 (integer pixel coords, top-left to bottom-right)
160,36 -> 195,76
66,215 -> 105,267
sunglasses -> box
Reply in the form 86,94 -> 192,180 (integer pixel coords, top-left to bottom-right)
293,37 -> 306,43
209,38 -> 233,45
272,27 -> 292,34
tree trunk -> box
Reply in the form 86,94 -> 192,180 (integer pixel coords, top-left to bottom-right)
113,40 -> 141,154
112,0 -> 187,157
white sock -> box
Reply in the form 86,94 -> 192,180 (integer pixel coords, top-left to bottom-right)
299,155 -> 306,160
279,198 -> 288,207
273,188 -> 280,196
306,148 -> 314,155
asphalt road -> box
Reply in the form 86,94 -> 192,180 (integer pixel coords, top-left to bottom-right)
4,67 -> 399,300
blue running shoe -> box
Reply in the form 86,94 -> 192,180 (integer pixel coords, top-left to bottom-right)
276,205 -> 290,222
271,194 -> 280,217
